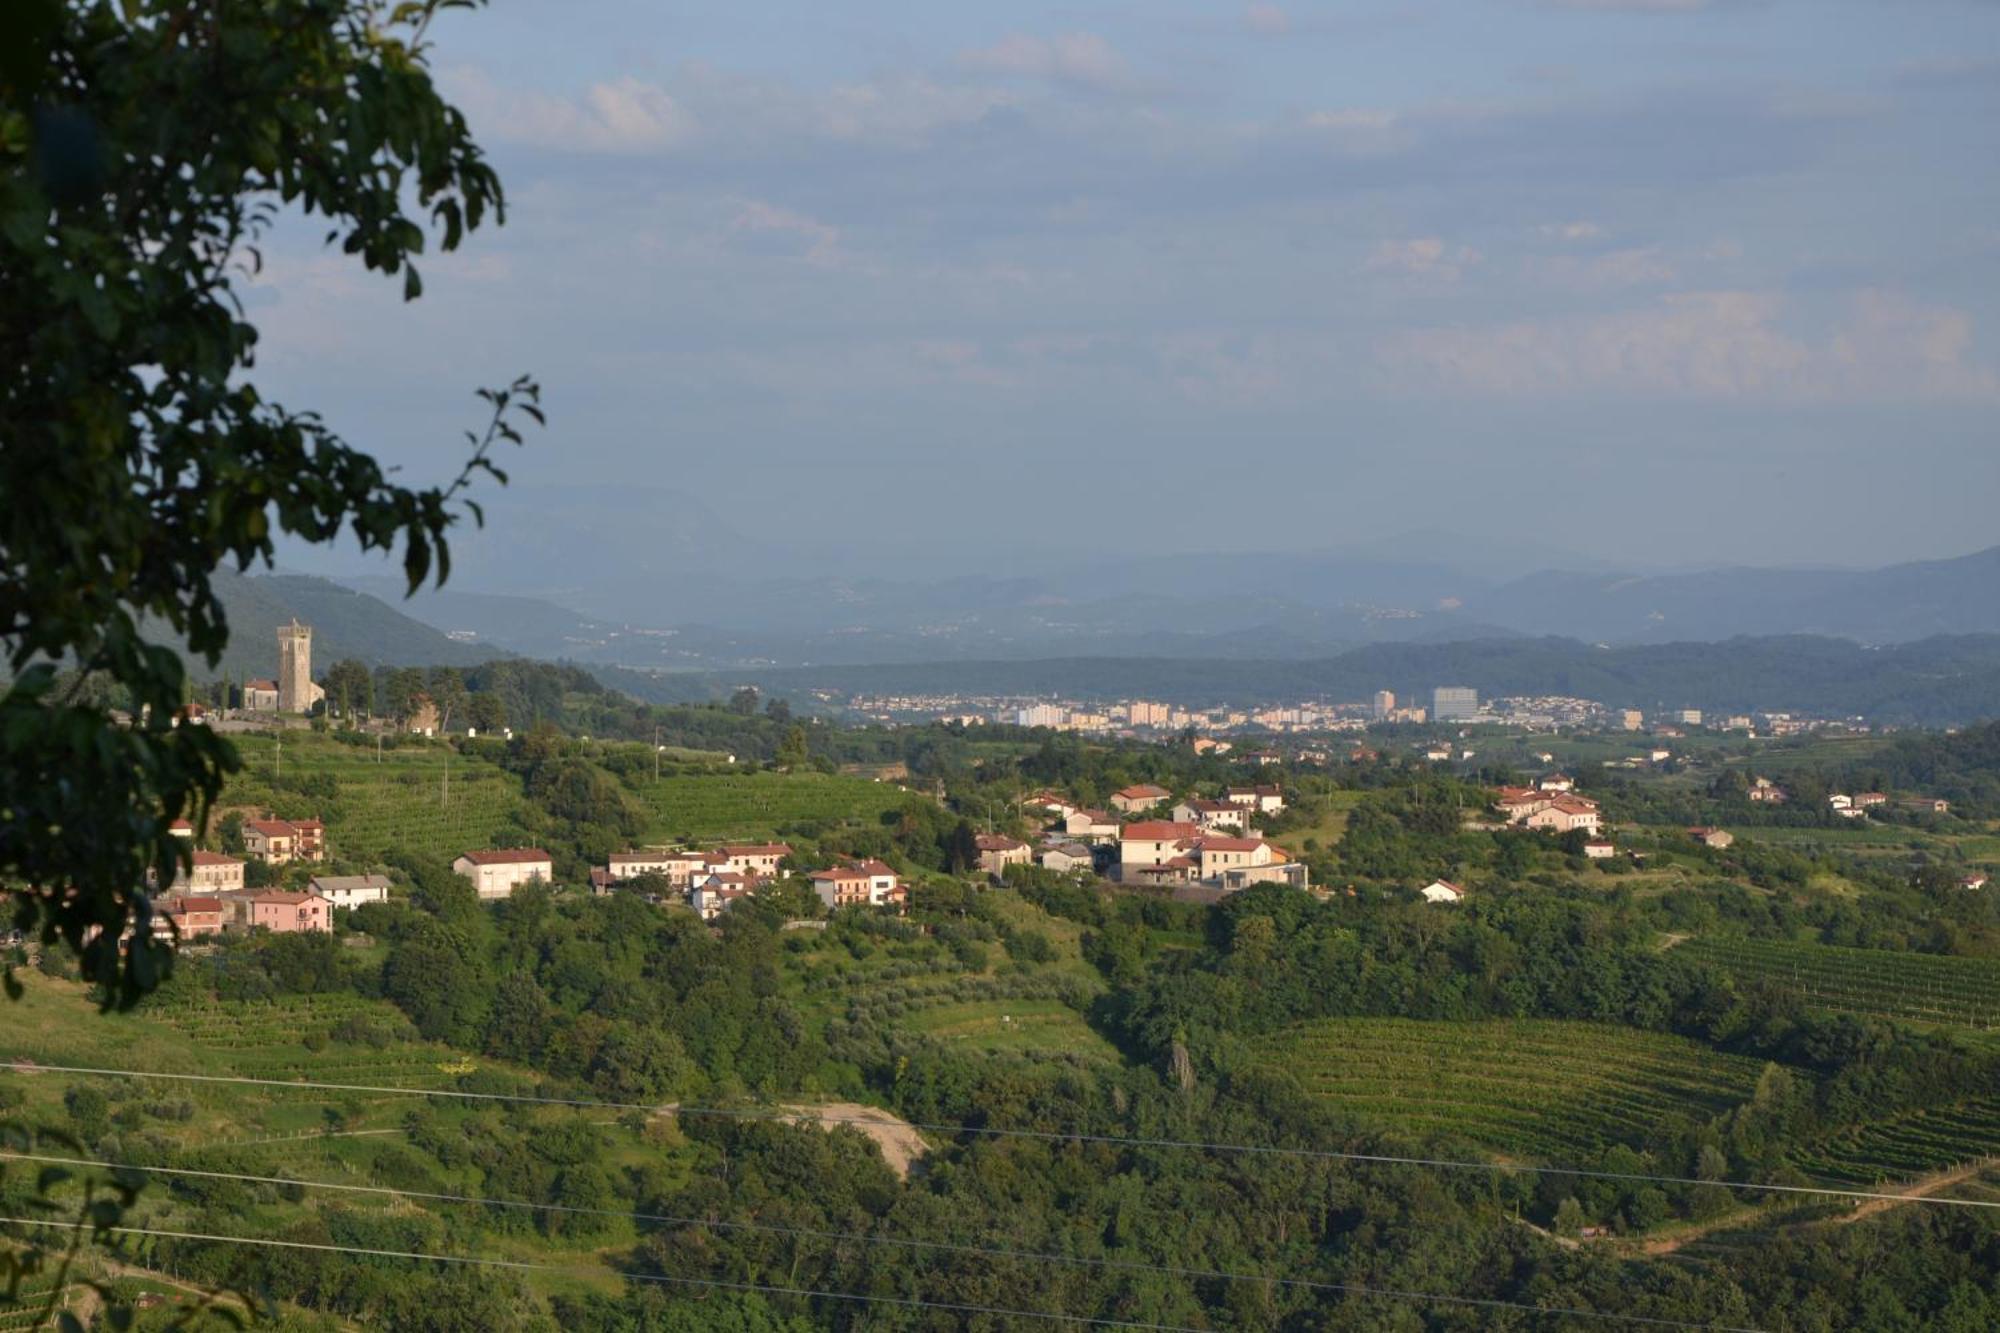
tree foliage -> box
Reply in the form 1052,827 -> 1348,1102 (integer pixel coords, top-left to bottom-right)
0,0 -> 541,1004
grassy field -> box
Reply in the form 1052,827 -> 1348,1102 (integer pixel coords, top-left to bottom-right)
1249,1017 -> 1767,1158
902,998 -> 1120,1057
628,770 -> 924,841
221,733 -> 526,864
1678,935 -> 2000,1031
1270,790 -> 1366,858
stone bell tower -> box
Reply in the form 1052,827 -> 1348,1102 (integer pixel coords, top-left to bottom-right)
276,619 -> 313,713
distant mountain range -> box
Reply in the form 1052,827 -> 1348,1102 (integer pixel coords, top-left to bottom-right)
677,635 -> 2000,728
195,569 -> 2000,724
329,544 -> 2000,671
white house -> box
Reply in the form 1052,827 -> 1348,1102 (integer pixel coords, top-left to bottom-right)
1118,821 -> 1201,869
1582,840 -> 1617,860
1420,879 -> 1465,904
1037,843 -> 1096,874
307,874 -> 392,910
1536,773 -> 1575,793
1171,798 -> 1247,832
690,873 -> 755,920
1225,786 -> 1286,815
453,849 -> 554,900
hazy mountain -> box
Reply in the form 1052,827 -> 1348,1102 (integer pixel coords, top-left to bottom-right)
188,571 -> 500,679
1469,546 -> 2000,643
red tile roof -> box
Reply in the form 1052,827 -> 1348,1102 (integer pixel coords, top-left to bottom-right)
190,850 -> 242,867
1114,784 -> 1170,799
458,848 -> 553,865
1195,837 -> 1265,853
974,834 -> 1028,852
1121,821 -> 1201,841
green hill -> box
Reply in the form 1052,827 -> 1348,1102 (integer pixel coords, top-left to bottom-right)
182,569 -> 500,679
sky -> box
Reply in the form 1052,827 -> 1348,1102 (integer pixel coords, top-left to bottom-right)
259,0 -> 2000,592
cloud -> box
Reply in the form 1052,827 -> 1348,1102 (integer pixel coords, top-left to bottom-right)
960,33 -> 1131,91
1528,247 -> 1678,290
730,200 -> 842,266
1365,237 -> 1483,281
1243,3 -> 1292,35
1545,0 -> 1723,11
1305,108 -> 1398,131
1379,290 -> 1998,401
1538,220 -> 1605,242
444,68 -> 693,152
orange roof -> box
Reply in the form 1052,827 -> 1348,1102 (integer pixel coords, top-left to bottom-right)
1196,836 -> 1265,852
1121,821 -> 1201,841
189,850 -> 241,867
1115,784 -> 1170,799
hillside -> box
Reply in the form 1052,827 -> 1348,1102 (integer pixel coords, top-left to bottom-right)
1465,546 -> 2000,645
181,570 -> 500,679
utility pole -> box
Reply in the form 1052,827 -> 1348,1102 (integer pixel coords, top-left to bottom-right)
275,734 -> 281,780
654,726 -> 662,782
442,751 -> 449,808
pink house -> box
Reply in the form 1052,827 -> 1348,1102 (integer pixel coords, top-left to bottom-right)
235,891 -> 332,934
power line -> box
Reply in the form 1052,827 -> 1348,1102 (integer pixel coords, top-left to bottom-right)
6,1060 -> 1993,1212
0,1216 -> 1210,1332
0,1206 -> 1763,1333
0,1150 -> 1768,1333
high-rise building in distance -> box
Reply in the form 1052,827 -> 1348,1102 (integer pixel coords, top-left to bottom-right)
1372,690 -> 1395,720
1432,686 -> 1478,721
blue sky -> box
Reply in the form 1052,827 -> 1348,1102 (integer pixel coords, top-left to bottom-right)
259,0 -> 2000,587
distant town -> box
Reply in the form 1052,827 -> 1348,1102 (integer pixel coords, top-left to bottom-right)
844,686 -> 1870,740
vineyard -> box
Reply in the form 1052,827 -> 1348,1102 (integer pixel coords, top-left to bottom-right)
1678,935 -> 2000,1030
1249,1018 -> 1767,1158
628,770 -> 923,841
1794,1096 -> 2000,1186
219,734 -> 526,863
146,991 -> 466,1090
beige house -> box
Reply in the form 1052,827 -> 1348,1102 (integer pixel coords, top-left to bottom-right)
174,850 -> 245,894
242,817 -> 325,864
974,834 -> 1032,878
241,678 -> 280,712
808,860 -> 903,911
1109,784 -> 1171,814
1687,827 -> 1734,849
1522,797 -> 1602,836
720,843 -> 792,878
452,849 -> 554,900
1063,809 -> 1121,844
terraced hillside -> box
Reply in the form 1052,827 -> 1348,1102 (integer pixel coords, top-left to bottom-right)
628,770 -> 925,842
1250,1018 -> 1767,1158
1679,936 -> 2000,1031
220,733 -> 527,864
